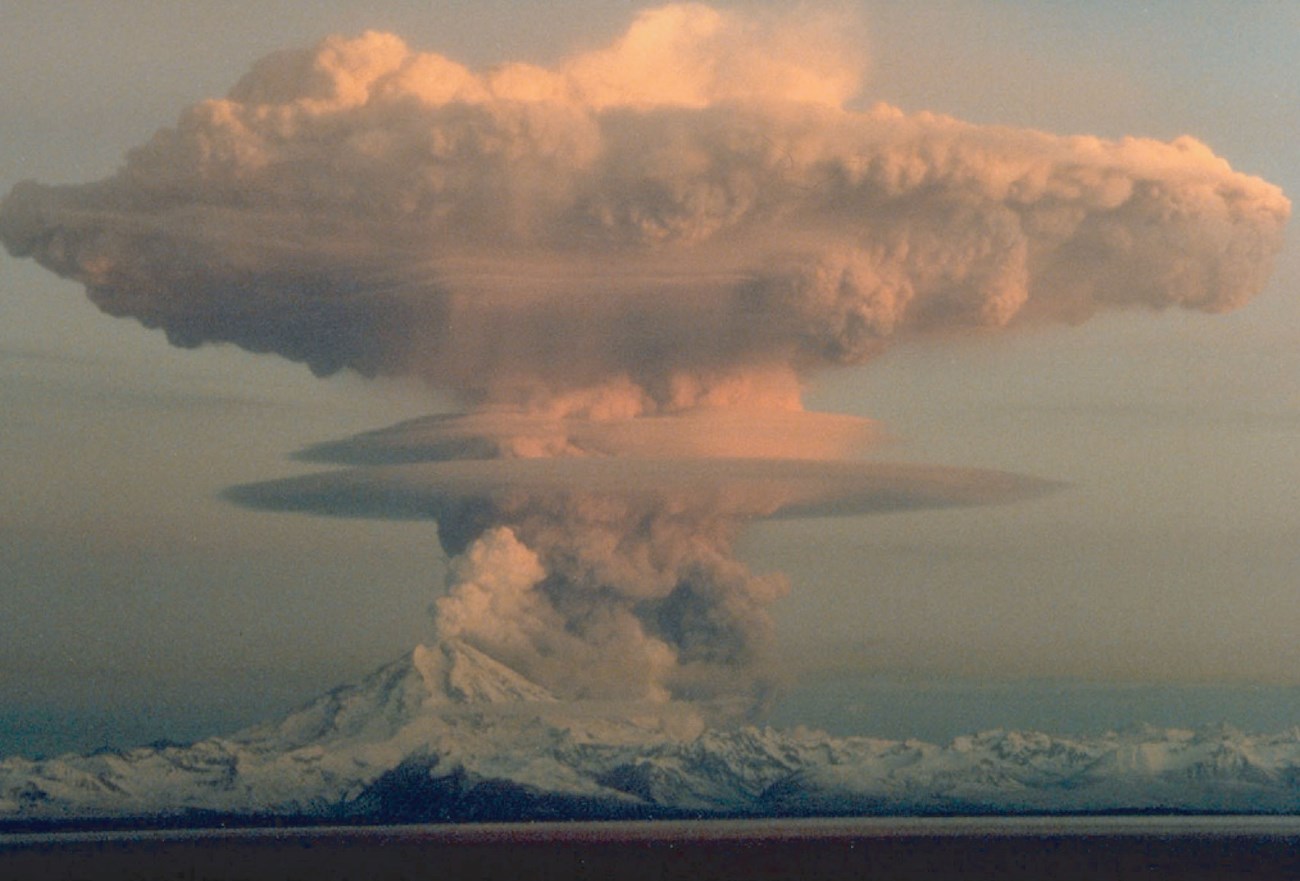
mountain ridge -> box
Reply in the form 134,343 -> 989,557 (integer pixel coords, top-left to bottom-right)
4,642 -> 1300,825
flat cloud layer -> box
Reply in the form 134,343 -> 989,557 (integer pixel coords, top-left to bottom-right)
0,3 -> 1288,415
224,456 -> 1056,523
291,408 -> 881,462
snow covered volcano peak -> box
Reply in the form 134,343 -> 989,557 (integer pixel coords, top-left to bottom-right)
412,639 -> 558,705
226,639 -> 558,758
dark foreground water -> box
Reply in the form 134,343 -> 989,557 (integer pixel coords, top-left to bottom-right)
4,816 -> 1300,880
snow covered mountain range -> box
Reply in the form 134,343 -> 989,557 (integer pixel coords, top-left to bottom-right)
4,641 -> 1300,825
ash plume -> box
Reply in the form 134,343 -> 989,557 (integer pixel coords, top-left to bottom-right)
2,4 -> 1289,718
226,446 -> 1056,711
0,4 -> 1286,415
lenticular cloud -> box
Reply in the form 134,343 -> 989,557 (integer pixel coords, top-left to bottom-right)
0,3 -> 1286,414
1,4 -> 1289,718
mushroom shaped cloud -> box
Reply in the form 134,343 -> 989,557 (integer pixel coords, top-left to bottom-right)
0,5 -> 1288,720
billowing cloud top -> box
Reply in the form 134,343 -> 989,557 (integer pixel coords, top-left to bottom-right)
0,3 -> 1288,416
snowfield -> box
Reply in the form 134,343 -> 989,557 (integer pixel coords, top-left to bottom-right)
5,642 -> 1300,824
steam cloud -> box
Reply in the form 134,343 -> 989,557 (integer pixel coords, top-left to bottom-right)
3,5 -> 1288,715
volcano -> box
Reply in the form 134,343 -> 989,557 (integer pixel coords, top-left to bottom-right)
5,641 -> 1300,828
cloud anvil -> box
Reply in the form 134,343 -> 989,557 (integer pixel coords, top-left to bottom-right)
0,5 -> 1286,416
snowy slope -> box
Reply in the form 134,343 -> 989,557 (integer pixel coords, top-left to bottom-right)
4,643 -> 1300,823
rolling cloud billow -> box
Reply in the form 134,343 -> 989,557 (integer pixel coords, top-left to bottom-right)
1,4 -> 1286,413
2,5 -> 1288,718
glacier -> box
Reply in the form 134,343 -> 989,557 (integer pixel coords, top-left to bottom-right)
4,642 -> 1300,826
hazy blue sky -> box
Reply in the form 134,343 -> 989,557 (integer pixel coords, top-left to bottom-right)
2,1 -> 1297,756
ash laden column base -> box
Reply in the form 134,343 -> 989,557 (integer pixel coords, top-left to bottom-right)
224,448 -> 1060,711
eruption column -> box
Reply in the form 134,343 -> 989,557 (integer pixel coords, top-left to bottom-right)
1,4 -> 1288,716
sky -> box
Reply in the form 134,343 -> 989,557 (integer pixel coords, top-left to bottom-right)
1,1 -> 1298,757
